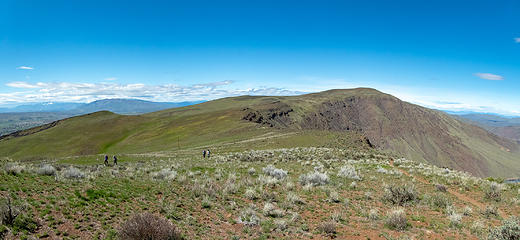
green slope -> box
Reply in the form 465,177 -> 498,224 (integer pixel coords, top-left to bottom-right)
1,88 -> 519,177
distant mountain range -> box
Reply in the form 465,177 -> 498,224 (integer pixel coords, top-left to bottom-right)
0,99 -> 205,114
453,113 -> 520,144
0,99 -> 204,136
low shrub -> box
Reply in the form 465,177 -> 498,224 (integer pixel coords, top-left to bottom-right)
435,184 -> 447,192
238,208 -> 260,226
429,193 -> 451,209
328,191 -> 341,203
262,165 -> 287,180
448,212 -> 462,228
383,184 -> 418,206
368,209 -> 379,221
337,165 -> 361,180
248,167 -> 256,176
318,221 -> 336,235
287,192 -> 305,205
485,182 -> 503,202
118,212 -> 182,240
274,219 -> 287,231
63,167 -> 85,179
263,203 -> 284,217
385,208 -> 408,231
37,164 -> 57,176
299,172 -> 329,186
483,205 -> 499,218
4,163 -> 24,175
463,206 -> 472,216
0,196 -> 38,235
244,188 -> 258,200
488,217 -> 520,240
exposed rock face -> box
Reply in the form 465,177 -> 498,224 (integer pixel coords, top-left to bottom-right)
299,94 -> 488,175
242,101 -> 293,128
241,89 -> 520,177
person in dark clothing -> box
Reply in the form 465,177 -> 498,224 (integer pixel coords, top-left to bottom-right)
202,150 -> 206,158
104,155 -> 109,166
113,155 -> 118,166
207,149 -> 211,158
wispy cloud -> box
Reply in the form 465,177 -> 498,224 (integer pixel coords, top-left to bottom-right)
1,81 -> 304,104
474,73 -> 504,81
104,77 -> 118,81
515,37 -> 520,43
6,81 -> 44,89
16,66 -> 34,70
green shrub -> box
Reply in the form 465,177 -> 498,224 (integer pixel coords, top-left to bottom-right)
429,193 -> 451,209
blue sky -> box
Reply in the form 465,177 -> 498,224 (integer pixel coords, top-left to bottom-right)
1,0 -> 520,115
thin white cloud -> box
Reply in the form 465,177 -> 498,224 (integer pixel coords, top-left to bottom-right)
104,77 -> 118,81
474,73 -> 504,81
515,37 -> 520,43
6,81 -> 44,89
16,66 -> 34,70
1,81 -> 304,104
386,91 -> 520,116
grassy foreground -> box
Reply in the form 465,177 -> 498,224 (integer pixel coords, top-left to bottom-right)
2,139 -> 520,239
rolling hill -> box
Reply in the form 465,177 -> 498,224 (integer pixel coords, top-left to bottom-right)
1,88 -> 519,177
0,99 -> 204,136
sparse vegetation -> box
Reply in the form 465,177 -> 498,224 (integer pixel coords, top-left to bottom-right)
1,146 -> 519,239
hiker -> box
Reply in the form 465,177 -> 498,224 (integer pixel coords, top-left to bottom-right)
202,150 -> 206,158
207,149 -> 211,158
113,155 -> 118,166
104,155 -> 109,166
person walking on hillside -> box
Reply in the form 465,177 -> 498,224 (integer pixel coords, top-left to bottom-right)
207,149 -> 211,158
202,150 -> 206,158
113,155 -> 118,166
104,155 -> 109,166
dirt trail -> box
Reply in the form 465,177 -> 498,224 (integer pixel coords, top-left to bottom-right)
136,132 -> 298,158
388,159 -> 504,217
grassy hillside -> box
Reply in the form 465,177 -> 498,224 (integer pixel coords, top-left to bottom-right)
1,88 -> 519,177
